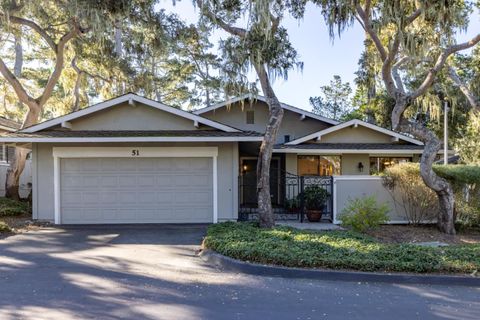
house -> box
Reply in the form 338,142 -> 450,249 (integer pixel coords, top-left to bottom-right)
0,93 -> 428,224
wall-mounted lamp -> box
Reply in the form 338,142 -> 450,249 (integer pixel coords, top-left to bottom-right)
358,162 -> 364,173
242,164 -> 248,173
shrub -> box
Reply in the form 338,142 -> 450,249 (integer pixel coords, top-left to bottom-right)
303,186 -> 329,210
0,221 -> 11,233
339,195 -> 390,232
382,163 -> 438,224
434,165 -> 480,227
0,198 -> 30,217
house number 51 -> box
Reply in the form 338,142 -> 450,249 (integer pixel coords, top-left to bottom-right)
131,149 -> 140,156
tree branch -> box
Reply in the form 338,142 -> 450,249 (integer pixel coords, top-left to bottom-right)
37,20 -> 80,106
6,15 -> 57,51
411,33 -> 480,99
448,65 -> 479,110
0,56 -> 36,108
392,56 -> 409,94
196,0 -> 247,37
355,3 -> 387,61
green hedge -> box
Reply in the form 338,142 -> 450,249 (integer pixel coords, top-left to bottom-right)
0,198 -> 30,217
204,222 -> 480,274
433,165 -> 480,185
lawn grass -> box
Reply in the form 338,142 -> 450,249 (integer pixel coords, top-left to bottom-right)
204,222 -> 480,274
0,197 -> 30,217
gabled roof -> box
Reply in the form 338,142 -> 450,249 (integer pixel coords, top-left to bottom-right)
0,117 -> 21,132
0,130 -> 263,143
193,94 -> 340,125
21,93 -> 240,133
285,119 -> 423,146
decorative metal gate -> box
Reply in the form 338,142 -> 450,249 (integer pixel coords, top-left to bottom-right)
238,171 -> 334,222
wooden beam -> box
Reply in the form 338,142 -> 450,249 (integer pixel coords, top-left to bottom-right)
61,121 -> 72,129
391,136 -> 399,142
316,135 -> 322,141
194,120 -> 199,128
128,97 -> 136,107
300,114 -> 306,121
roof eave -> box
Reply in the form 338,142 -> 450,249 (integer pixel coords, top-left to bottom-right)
0,136 -> 264,143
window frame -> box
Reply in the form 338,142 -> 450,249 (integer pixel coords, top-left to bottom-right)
245,110 -> 255,124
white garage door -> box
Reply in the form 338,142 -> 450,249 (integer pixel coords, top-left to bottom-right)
60,157 -> 213,224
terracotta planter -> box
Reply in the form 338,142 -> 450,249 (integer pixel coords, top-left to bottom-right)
288,207 -> 300,214
306,209 -> 322,222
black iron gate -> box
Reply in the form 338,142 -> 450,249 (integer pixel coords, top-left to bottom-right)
238,171 -> 333,222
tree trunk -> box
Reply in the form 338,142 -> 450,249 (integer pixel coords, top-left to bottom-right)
5,107 -> 40,200
254,64 -> 284,228
395,105 -> 456,235
5,147 -> 28,200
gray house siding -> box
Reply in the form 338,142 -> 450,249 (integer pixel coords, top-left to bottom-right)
199,101 -> 332,143
52,102 -> 212,131
32,142 -> 239,222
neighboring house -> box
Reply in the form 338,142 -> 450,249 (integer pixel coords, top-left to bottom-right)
0,93 -> 435,224
0,116 -> 21,164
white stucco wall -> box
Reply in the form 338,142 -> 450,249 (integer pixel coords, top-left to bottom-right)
32,142 -> 239,222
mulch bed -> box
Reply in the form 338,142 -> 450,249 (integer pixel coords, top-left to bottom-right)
366,224 -> 480,245
0,214 -> 52,239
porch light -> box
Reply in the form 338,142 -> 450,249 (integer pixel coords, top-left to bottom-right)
358,162 -> 364,172
242,164 -> 248,172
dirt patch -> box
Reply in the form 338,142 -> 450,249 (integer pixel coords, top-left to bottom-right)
366,225 -> 480,245
0,214 -> 52,239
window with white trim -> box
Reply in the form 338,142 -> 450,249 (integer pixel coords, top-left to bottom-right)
0,144 -> 8,163
246,110 -> 255,124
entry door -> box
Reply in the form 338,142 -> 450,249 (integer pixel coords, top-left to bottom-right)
240,158 -> 280,205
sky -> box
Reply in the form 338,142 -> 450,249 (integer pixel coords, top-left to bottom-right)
160,1 -> 480,112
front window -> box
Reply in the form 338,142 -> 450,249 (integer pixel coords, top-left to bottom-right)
297,155 -> 341,176
0,144 -> 8,163
369,157 -> 412,175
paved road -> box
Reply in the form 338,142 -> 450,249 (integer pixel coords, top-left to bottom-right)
0,225 -> 478,320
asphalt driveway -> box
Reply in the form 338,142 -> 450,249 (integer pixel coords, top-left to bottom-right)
0,225 -> 479,320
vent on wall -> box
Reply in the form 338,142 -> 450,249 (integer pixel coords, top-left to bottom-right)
246,110 -> 255,124
284,135 -> 291,143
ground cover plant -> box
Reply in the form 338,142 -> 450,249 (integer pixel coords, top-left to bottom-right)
204,222 -> 480,274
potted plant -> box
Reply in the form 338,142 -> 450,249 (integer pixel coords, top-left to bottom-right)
303,186 -> 329,222
285,196 -> 300,214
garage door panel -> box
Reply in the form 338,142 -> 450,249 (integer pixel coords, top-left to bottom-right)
60,157 -> 213,224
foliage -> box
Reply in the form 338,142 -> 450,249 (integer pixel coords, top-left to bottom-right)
433,165 -> 480,185
382,163 -> 438,224
0,220 -> 10,233
434,165 -> 480,227
285,196 -> 300,210
310,75 -> 353,121
455,111 -> 480,165
339,196 -> 390,232
0,197 -> 30,217
204,222 -> 480,274
303,186 -> 329,210
383,163 -> 480,227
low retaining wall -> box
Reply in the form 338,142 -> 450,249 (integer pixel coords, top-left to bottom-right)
333,175 -> 410,224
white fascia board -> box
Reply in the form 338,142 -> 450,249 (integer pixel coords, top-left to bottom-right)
286,119 -> 423,146
0,136 -> 264,143
194,94 -> 340,125
22,93 -> 240,133
272,148 -> 425,154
